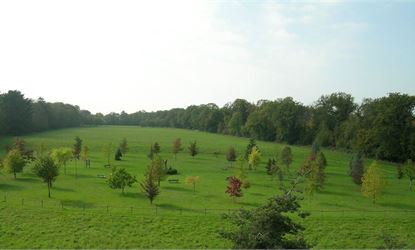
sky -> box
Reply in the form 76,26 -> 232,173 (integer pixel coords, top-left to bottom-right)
0,0 -> 414,114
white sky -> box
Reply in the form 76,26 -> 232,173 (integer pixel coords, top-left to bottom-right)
0,0 -> 414,114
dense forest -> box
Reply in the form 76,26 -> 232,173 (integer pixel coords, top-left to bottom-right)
0,90 -> 414,163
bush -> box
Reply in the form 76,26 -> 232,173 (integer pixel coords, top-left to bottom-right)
166,167 -> 178,175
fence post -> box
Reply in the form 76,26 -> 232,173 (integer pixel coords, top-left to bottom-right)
180,209 -> 182,215
3,195 -> 6,202
106,205 -> 109,213
21,198 -> 24,207
83,205 -> 85,212
130,206 -> 133,214
61,201 -> 64,210
204,208 -> 207,215
41,200 -> 43,208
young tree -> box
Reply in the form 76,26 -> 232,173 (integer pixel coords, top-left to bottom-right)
148,156 -> 166,186
50,148 -> 72,175
3,149 -> 25,179
361,162 -> 387,204
226,176 -> 243,202
152,142 -> 161,155
11,137 -> 34,162
33,156 -> 59,198
396,164 -> 404,179
404,160 -> 415,190
140,167 -> 159,204
226,147 -> 237,167
220,191 -> 309,249
119,138 -> 129,155
147,145 -> 154,159
102,143 -> 112,167
316,151 -> 327,168
306,160 -> 325,195
244,138 -> 257,160
107,167 -> 136,194
172,138 -> 183,160
115,148 -> 123,161
349,152 -> 364,185
248,146 -> 261,170
81,145 -> 89,161
280,146 -> 293,172
72,136 -> 82,159
188,141 -> 198,158
185,176 -> 200,193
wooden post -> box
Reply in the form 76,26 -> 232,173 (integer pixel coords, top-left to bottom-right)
41,200 -> 43,208
21,198 -> 24,206
107,205 -> 109,213
130,206 -> 133,214
204,208 -> 207,215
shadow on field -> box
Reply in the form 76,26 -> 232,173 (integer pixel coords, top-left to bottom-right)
249,192 -> 265,197
163,186 -> 193,192
61,199 -> 94,208
0,183 -> 23,191
237,201 -> 261,207
319,189 -> 351,197
16,177 -> 39,183
379,202 -> 415,210
54,186 -> 75,192
72,174 -> 93,179
122,192 -> 147,201
157,203 -> 196,212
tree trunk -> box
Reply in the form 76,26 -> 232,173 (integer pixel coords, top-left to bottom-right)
13,171 -> 16,179
193,184 -> 196,193
48,182 -> 51,198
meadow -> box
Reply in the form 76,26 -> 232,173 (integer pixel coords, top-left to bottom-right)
0,126 -> 414,248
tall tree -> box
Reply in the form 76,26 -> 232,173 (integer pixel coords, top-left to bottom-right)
141,166 -> 160,204
188,141 -> 198,158
119,138 -> 129,155
72,136 -> 82,160
2,149 -> 25,179
280,146 -> 293,172
404,160 -> 415,190
172,138 -> 183,160
33,156 -> 59,198
0,90 -> 33,135
361,162 -> 387,203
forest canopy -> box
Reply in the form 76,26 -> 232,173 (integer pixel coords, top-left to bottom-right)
0,90 -> 414,163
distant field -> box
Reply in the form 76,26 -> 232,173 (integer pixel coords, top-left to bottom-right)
0,126 -> 414,248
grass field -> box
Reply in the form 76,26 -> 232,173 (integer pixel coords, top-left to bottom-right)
0,126 -> 414,248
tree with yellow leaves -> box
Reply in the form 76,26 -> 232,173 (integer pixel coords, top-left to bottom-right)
185,176 -> 200,193
361,162 -> 387,204
248,146 -> 261,170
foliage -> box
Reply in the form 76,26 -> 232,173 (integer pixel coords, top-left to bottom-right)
188,141 -> 198,158
147,156 -> 166,186
220,191 -> 309,249
9,137 -> 34,161
185,176 -> 200,193
72,136 -> 82,159
152,142 -> 161,155
2,149 -> 26,179
107,167 -> 136,194
316,151 -> 327,168
361,162 -> 387,203
404,160 -> 415,190
119,138 -> 129,155
81,145 -> 89,160
225,176 -> 243,201
396,164 -> 404,179
226,147 -> 237,166
349,152 -> 364,185
141,166 -> 160,204
32,156 -> 59,198
166,167 -> 178,175
50,147 -> 72,175
102,143 -> 113,166
115,148 -> 123,161
248,146 -> 261,170
280,146 -> 293,171
172,138 -> 183,159
244,138 -> 256,160
378,230 -> 407,249
306,160 -> 325,195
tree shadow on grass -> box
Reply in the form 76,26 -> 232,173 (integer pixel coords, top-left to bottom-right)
237,201 -> 261,207
0,183 -> 23,191
16,177 -> 39,183
60,199 -> 94,208
378,202 -> 415,210
163,185 -> 193,193
156,203 -> 196,212
249,192 -> 265,197
53,186 -> 75,192
318,189 -> 352,197
122,192 -> 147,201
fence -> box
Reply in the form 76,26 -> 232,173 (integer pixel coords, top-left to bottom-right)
2,194 -> 415,218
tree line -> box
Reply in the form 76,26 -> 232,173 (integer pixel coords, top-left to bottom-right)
1,90 -> 414,163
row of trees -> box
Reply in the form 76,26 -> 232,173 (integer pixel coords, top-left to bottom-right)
1,90 -> 414,163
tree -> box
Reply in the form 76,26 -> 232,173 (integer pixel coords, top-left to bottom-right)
349,152 -> 364,185
140,167 -> 160,204
81,145 -> 89,161
280,146 -> 293,172
10,137 -> 34,162
220,190 -> 309,249
72,136 -> 82,159
2,149 -> 25,179
306,160 -> 325,195
33,156 -> 59,198
172,138 -> 183,160
0,90 -> 32,135
107,167 -> 136,194
404,160 -> 415,190
148,156 -> 166,186
102,143 -> 112,167
185,176 -> 200,193
244,138 -> 256,160
316,151 -> 327,168
115,148 -> 123,161
226,147 -> 237,167
152,142 -> 161,155
119,138 -> 128,155
361,162 -> 387,204
50,148 -> 72,175
225,176 -> 243,202
188,141 -> 198,158
248,146 -> 261,170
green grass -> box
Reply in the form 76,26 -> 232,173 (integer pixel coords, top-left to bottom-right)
0,126 -> 414,248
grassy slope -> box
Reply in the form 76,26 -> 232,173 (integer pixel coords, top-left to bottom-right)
0,126 -> 414,248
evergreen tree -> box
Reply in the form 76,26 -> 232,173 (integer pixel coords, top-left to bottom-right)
188,141 -> 198,158
141,166 -> 160,204
152,142 -> 161,155
349,152 -> 364,185
226,147 -> 237,167
244,138 -> 256,160
280,146 -> 293,172
115,148 -> 123,161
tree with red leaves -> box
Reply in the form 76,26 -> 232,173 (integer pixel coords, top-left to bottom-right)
226,176 -> 243,202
